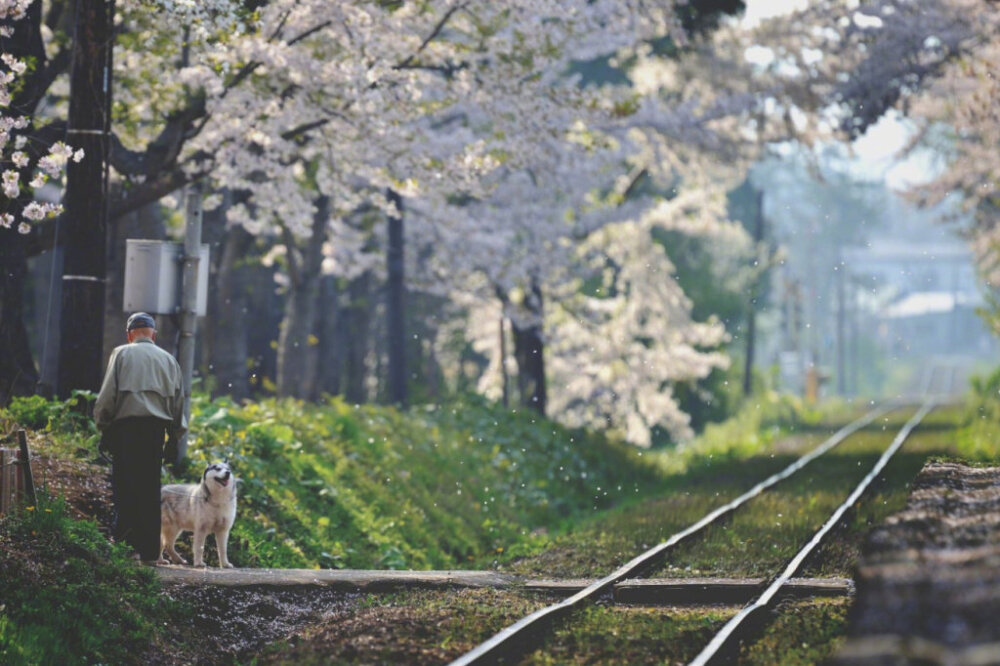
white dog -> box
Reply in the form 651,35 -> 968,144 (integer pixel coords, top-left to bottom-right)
159,461 -> 238,568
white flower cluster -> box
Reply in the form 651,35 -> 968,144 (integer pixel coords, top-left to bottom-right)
0,3 -> 81,234
107,0 -> 759,444
0,0 -> 30,36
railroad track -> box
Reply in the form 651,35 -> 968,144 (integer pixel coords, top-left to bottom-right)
449,398 -> 939,666
919,362 -> 960,400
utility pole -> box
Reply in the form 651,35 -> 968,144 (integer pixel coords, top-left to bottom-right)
176,182 -> 202,463
836,257 -> 846,396
57,0 -> 115,397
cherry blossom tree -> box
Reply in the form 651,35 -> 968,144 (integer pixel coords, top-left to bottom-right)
0,0 -> 84,402
103,0 -> 699,402
406,79 -> 753,442
3,0 -> 759,447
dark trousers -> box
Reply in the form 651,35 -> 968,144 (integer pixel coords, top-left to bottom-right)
108,417 -> 167,560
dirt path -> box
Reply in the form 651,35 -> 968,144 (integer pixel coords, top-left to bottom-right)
831,461 -> 1000,664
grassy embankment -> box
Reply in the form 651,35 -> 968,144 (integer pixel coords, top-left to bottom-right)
0,494 -> 189,665
2,387 -> 994,665
0,391 -> 666,664
263,398 -> 995,665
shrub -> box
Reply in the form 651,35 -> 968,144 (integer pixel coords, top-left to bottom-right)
2,391 -> 97,437
955,367 -> 1000,461
0,495 -> 186,665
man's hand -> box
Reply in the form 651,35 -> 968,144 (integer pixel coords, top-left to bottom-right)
97,432 -> 114,465
164,435 -> 179,467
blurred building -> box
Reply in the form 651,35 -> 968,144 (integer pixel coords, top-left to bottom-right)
844,238 -> 994,357
839,235 -> 998,397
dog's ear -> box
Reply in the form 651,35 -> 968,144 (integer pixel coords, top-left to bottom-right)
223,456 -> 230,466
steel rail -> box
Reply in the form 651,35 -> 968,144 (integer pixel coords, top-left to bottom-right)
946,365 -> 957,397
448,401 -> 898,666
687,399 -> 937,666
919,365 -> 938,397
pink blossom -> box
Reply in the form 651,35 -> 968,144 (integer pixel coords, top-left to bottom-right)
2,169 -> 18,198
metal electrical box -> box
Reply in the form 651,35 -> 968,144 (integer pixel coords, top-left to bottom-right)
123,240 -> 209,316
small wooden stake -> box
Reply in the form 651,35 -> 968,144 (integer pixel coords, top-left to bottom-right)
0,448 -> 14,514
16,430 -> 36,505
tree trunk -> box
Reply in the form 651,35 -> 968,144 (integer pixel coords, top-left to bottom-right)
212,225 -> 253,400
343,271 -> 373,405
386,190 -> 407,406
276,277 -> 320,398
0,0 -> 90,403
743,188 -> 765,397
412,291 -> 445,403
0,233 -> 39,404
499,315 -> 509,408
315,274 -> 343,399
199,190 -> 232,386
57,0 -> 115,397
276,196 -> 327,399
0,0 -> 45,402
510,282 -> 546,415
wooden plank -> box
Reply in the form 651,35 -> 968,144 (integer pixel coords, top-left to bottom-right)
0,449 -> 11,514
16,430 -> 35,505
522,579 -> 594,596
0,448 -> 19,515
156,567 -> 520,590
613,577 -> 854,605
153,567 -> 852,607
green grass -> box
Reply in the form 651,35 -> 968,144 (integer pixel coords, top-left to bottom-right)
740,599 -> 851,665
2,389 -> 989,665
177,393 -> 662,570
0,495 -> 188,666
954,367 -> 1000,463
521,598 -> 849,665
503,406 -> 964,579
251,589 -> 846,666
653,391 -> 851,476
523,604 -> 736,665
252,588 -> 554,665
237,398 -> 987,666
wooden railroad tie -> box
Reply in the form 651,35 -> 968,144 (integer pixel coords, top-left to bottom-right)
154,567 -> 853,605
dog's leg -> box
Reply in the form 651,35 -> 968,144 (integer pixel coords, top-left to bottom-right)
192,529 -> 207,567
163,528 -> 187,565
156,529 -> 171,565
215,528 -> 234,568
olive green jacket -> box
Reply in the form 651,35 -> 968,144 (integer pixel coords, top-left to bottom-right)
94,338 -> 187,440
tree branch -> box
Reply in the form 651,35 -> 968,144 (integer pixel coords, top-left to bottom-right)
278,221 -> 302,288
110,167 -> 193,220
395,1 -> 470,70
109,95 -> 205,177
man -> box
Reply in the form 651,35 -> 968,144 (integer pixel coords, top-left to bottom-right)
94,312 -> 186,563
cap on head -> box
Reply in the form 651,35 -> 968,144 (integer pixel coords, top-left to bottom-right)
126,312 -> 156,332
